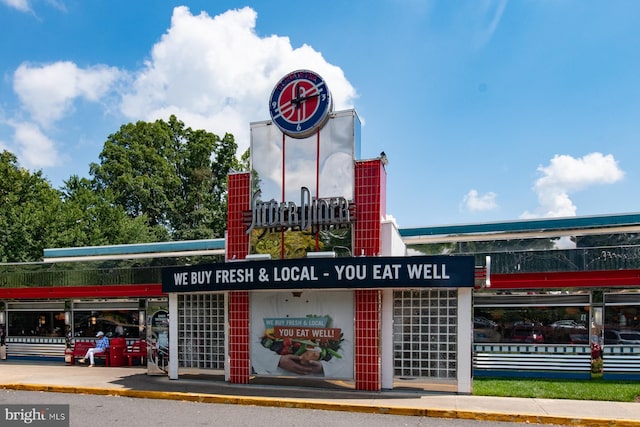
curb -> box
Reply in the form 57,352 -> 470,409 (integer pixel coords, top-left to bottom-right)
2,383 -> 640,427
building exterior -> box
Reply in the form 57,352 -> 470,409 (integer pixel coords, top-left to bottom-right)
0,70 -> 480,393
402,213 -> 640,380
2,70 -> 640,389
3,213 -> 640,384
162,75 -> 477,391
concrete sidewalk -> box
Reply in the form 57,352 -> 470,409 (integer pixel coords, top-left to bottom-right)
1,361 -> 640,426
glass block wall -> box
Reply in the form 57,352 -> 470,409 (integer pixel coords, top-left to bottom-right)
393,289 -> 458,379
177,293 -> 225,369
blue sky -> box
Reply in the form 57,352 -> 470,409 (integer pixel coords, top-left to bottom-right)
1,1 -> 639,228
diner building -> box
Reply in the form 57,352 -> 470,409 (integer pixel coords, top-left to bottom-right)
3,212 -> 640,386
0,101 -> 481,392
2,70 -> 640,390
160,106 -> 477,392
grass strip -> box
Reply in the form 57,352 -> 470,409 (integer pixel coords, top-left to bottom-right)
473,377 -> 640,402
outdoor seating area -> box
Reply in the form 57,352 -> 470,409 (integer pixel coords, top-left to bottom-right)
63,339 -> 148,367
124,340 -> 147,366
66,341 -> 109,366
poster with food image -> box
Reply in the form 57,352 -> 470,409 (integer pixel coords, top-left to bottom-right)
250,291 -> 354,379
261,315 -> 343,363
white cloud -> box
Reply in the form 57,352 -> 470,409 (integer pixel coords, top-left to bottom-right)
12,122 -> 61,167
120,6 -> 357,151
462,189 -> 498,212
1,0 -> 66,14
6,6 -> 355,177
521,152 -> 624,218
13,61 -> 123,128
475,0 -> 508,49
1,0 -> 30,12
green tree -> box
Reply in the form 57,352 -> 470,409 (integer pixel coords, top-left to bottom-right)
90,115 -> 240,240
51,175 -> 168,249
0,150 -> 62,262
171,128 -> 239,240
89,118 -> 180,228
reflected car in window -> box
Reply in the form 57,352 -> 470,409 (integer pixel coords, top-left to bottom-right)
509,322 -> 544,343
604,329 -> 640,345
474,316 -> 498,329
550,320 -> 586,329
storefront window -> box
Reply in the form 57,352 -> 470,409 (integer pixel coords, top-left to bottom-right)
72,310 -> 140,338
474,293 -> 590,344
603,306 -> 640,345
7,311 -> 66,337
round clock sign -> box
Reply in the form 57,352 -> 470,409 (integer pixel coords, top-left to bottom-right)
269,70 -> 333,138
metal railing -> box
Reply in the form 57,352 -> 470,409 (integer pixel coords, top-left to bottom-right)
472,246 -> 640,274
0,255 -> 223,288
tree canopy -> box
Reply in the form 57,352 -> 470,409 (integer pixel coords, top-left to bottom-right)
0,151 -> 61,262
90,115 -> 240,240
52,175 -> 168,248
0,115 -> 242,262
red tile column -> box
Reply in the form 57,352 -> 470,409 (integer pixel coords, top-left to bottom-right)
226,172 -> 251,383
353,159 -> 386,391
354,159 -> 386,257
355,289 -> 381,391
228,291 -> 250,383
226,172 -> 251,261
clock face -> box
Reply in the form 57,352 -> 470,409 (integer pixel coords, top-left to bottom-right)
269,70 -> 333,138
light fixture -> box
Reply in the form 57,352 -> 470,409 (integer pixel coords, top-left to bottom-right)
244,254 -> 272,261
306,251 -> 336,258
0,311 -> 4,324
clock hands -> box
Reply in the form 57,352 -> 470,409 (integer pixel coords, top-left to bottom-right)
273,91 -> 321,120
293,83 -> 304,105
295,92 -> 320,104
291,83 -> 321,108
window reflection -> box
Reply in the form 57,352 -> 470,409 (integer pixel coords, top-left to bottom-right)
72,310 -> 140,338
604,306 -> 640,345
473,306 -> 589,344
8,311 -> 66,337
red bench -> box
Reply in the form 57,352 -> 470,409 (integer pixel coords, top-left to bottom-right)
66,341 -> 110,366
124,340 -> 147,366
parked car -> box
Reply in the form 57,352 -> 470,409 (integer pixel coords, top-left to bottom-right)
509,322 -> 544,343
474,316 -> 498,329
604,329 -> 640,345
550,320 -> 586,329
